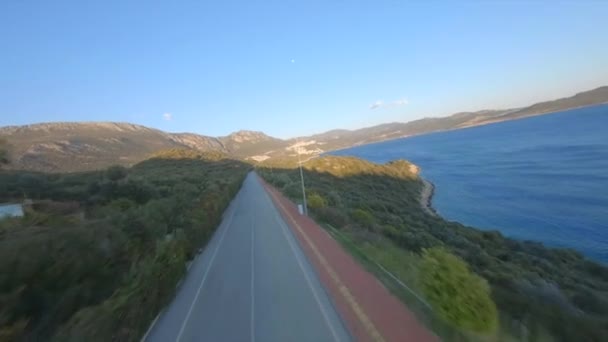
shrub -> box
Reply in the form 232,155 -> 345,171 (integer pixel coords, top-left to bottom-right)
98,179 -> 158,204
17,174 -> 49,198
381,224 -> 399,237
351,208 -> 374,228
393,230 -> 441,253
0,319 -> 27,341
0,151 -> 8,165
0,138 -> 8,165
316,207 -> 349,228
108,198 -> 136,212
283,182 -> 302,200
307,193 -> 327,210
419,247 -> 498,333
54,238 -> 187,341
326,191 -> 343,207
105,165 -> 127,181
273,173 -> 292,188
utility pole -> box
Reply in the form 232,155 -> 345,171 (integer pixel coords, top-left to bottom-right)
288,59 -> 307,215
297,145 -> 308,216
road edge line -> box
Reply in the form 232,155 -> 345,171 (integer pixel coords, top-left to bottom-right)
262,179 -> 385,342
272,211 -> 343,342
250,213 -> 256,342
174,190 -> 240,342
140,310 -> 163,342
140,176 -> 246,342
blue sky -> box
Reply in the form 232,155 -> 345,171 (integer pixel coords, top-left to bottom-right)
1,1 -> 607,138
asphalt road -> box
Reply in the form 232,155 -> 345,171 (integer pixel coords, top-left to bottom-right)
145,172 -> 351,342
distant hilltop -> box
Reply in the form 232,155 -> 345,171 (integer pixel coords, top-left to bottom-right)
1,86 -> 607,172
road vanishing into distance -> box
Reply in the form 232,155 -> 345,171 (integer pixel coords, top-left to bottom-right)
145,172 -> 351,342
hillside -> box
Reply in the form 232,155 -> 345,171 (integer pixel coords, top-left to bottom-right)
503,85 -> 608,120
0,123 -> 281,172
1,86 -> 606,172
0,123 -> 195,171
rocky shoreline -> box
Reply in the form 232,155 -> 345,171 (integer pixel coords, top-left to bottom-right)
420,178 -> 438,216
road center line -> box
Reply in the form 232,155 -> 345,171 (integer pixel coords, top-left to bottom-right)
174,189 -> 241,342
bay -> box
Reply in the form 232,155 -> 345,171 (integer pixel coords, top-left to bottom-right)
331,104 -> 608,262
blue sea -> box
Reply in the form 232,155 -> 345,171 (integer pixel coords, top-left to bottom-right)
331,104 -> 608,262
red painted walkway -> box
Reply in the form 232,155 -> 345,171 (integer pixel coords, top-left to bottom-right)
261,176 -> 437,342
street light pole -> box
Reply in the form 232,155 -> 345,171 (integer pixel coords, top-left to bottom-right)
289,60 -> 307,216
297,146 -> 308,216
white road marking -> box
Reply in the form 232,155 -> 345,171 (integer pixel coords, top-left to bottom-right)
140,311 -> 162,342
175,191 -> 241,342
272,206 -> 342,342
250,213 -> 256,342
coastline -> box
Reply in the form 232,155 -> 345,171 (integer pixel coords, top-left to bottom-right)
420,178 -> 438,217
325,102 -> 608,162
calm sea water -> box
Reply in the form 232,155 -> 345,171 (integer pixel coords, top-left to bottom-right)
331,104 -> 608,262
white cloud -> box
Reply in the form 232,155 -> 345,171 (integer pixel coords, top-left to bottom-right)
369,98 -> 409,110
392,98 -> 409,106
369,100 -> 384,110
163,113 -> 172,121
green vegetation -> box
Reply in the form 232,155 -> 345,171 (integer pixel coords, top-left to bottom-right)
105,165 -> 128,181
0,139 -> 8,165
0,149 -> 249,341
259,155 -> 608,341
420,247 -> 498,333
351,208 -> 374,228
306,192 -> 327,209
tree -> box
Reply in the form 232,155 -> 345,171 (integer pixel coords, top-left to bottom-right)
273,173 -> 292,188
351,208 -> 374,228
105,165 -> 127,181
17,174 -> 48,198
109,198 -> 136,212
316,207 -> 349,228
307,193 -> 327,210
419,247 -> 498,333
0,138 -> 9,166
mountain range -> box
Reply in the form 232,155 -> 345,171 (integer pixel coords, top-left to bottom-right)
1,86 -> 607,172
